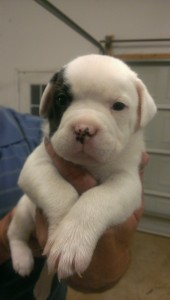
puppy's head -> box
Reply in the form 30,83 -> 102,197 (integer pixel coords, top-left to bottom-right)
40,54 -> 156,164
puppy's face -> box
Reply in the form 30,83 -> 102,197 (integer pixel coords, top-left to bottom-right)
40,55 -> 156,165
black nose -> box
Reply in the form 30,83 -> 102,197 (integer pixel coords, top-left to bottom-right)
75,127 -> 93,144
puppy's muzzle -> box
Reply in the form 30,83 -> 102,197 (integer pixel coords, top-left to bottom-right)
74,124 -> 97,144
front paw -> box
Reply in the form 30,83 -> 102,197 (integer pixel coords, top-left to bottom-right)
11,241 -> 34,277
44,220 -> 96,280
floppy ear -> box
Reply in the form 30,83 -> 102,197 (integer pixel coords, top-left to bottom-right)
39,72 -> 59,117
136,78 -> 157,128
39,83 -> 55,117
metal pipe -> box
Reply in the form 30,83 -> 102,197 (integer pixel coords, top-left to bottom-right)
33,0 -> 105,54
101,38 -> 170,43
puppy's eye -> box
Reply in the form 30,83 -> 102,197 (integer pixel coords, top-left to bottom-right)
112,102 -> 126,111
55,94 -> 69,107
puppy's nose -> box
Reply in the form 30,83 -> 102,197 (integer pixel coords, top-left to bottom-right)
74,124 -> 97,144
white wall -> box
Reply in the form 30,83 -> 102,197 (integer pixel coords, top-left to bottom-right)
0,0 -> 170,110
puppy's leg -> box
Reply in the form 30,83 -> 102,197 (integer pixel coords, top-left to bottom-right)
47,172 -> 141,279
18,143 -> 79,250
8,194 -> 36,277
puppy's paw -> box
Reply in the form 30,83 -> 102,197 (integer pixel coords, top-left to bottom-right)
45,219 -> 96,280
11,241 -> 34,277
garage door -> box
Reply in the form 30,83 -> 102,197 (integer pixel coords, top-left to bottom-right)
128,61 -> 170,236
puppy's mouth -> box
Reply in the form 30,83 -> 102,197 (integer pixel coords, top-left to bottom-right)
70,135 -> 110,165
54,132 -> 100,165
52,124 -> 113,164
73,126 -> 102,161
74,127 -> 94,145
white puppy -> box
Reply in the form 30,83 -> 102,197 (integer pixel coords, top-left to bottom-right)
8,54 -> 156,283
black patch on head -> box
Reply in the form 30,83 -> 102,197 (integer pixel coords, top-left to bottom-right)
48,68 -> 73,136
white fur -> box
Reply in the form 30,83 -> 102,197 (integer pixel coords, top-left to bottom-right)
8,55 -> 156,289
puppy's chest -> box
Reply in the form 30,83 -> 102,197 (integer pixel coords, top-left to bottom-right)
85,162 -> 117,184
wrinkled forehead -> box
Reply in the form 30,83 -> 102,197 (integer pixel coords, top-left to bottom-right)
64,55 -> 136,98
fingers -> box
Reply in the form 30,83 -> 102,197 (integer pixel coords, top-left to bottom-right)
140,152 -> 149,175
0,210 -> 15,264
56,159 -> 97,194
64,170 -> 97,194
35,209 -> 48,249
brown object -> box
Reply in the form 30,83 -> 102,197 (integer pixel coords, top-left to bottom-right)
116,53 -> 170,61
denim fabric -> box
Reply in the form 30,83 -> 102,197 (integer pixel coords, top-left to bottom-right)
0,107 -> 67,300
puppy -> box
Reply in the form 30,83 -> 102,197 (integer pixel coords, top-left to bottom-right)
8,54 -> 156,284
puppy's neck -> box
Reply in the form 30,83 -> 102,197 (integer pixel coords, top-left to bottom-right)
44,136 -> 97,193
44,136 -> 77,172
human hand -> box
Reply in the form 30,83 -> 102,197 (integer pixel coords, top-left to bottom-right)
35,152 -> 148,292
0,210 -> 14,264
67,152 -> 149,292
0,152 -> 148,292
36,152 -> 148,247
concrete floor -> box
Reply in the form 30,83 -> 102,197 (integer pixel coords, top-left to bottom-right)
67,232 -> 170,300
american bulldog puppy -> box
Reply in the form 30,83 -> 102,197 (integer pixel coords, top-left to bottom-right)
8,54 -> 156,283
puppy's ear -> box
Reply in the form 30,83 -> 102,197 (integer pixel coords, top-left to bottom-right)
136,78 -> 157,128
39,72 -> 59,117
39,83 -> 54,117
